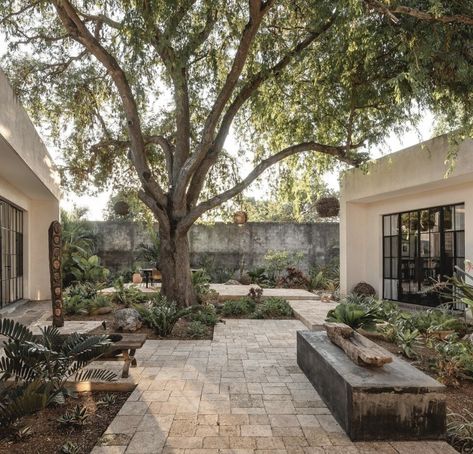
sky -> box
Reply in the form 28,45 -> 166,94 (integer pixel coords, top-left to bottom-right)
0,35 -> 435,221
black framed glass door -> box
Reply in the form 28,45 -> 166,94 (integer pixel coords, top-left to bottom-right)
383,203 -> 465,307
0,198 -> 24,307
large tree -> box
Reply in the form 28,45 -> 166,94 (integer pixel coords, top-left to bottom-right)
1,0 -> 473,305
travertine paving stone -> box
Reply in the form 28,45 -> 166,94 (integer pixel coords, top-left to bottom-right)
94,319 -> 458,454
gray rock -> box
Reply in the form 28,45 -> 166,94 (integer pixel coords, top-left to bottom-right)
224,279 -> 241,285
113,308 -> 142,332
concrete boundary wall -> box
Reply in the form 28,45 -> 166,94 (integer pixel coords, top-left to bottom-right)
91,221 -> 339,274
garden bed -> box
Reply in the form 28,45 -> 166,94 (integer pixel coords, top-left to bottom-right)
63,305 -> 214,340
0,390 -> 132,454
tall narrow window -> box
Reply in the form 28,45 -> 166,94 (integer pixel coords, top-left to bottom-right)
0,199 -> 24,307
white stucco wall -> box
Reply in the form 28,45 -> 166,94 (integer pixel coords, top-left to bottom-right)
0,70 -> 60,304
340,135 -> 473,297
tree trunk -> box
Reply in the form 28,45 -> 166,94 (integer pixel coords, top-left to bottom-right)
158,224 -> 197,307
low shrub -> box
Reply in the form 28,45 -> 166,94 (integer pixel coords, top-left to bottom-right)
190,304 -> 219,326
221,298 -> 256,317
326,303 -> 379,331
134,294 -> 191,336
187,321 -> 207,338
395,328 -> 420,359
57,405 -> 90,426
253,297 -> 293,319
448,409 -> 473,453
433,335 -> 473,386
248,267 -> 275,287
277,267 -> 310,290
113,276 -> 148,306
192,269 -> 212,302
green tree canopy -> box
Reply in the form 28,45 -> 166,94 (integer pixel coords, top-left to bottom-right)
1,0 -> 473,304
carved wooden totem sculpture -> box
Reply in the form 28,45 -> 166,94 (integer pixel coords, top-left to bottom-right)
49,220 -> 64,327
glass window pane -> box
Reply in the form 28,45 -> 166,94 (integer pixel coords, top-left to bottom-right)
384,237 -> 391,257
384,280 -> 392,299
456,231 -> 465,258
384,259 -> 391,278
420,210 -> 430,232
445,231 -> 454,257
409,211 -> 419,232
383,216 -> 391,236
420,234 -> 429,257
391,280 -> 398,300
444,206 -> 454,231
391,215 -> 399,235
391,236 -> 399,257
455,205 -> 465,230
392,258 -> 399,279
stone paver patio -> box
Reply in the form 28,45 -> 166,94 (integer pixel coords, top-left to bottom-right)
92,319 -> 456,454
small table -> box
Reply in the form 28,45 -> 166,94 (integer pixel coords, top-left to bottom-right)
141,268 -> 153,288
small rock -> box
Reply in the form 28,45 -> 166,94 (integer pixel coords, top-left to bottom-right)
93,306 -> 113,315
224,279 -> 241,285
113,308 -> 142,332
239,273 -> 252,285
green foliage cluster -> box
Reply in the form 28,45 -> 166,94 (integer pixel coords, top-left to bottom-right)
113,276 -> 149,307
134,294 -> 191,336
189,304 -> 219,327
191,269 -> 211,301
221,298 -> 256,317
326,302 -> 379,331
253,297 -> 293,319
187,321 -> 208,338
448,409 -> 473,454
221,296 -> 293,319
0,319 -> 116,427
63,283 -> 112,316
433,335 -> 473,386
57,405 -> 90,427
264,250 -> 304,281
309,261 -> 340,292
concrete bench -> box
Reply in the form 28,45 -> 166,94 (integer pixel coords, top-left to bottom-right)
297,330 -> 446,441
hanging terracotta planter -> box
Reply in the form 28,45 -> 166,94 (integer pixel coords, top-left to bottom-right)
315,196 -> 340,218
233,211 -> 248,225
114,200 -> 130,216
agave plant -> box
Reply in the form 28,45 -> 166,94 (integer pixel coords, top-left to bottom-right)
326,303 -> 379,331
0,318 -> 116,426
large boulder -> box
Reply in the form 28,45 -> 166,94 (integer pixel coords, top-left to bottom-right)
113,308 -> 142,332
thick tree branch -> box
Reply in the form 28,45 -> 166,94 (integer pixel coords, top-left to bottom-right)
186,16 -> 337,207
363,0 -> 473,26
178,142 -> 364,231
51,0 -> 167,209
173,0 -> 275,208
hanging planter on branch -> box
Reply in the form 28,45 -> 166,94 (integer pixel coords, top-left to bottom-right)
233,211 -> 248,225
315,196 -> 340,218
114,200 -> 130,216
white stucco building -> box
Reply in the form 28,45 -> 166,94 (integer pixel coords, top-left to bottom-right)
340,135 -> 473,307
0,70 -> 60,307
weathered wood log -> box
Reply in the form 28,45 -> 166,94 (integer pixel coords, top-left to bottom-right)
324,322 -> 392,367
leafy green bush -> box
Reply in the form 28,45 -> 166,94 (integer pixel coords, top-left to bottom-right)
187,321 -> 207,338
57,405 -> 90,426
410,309 -> 465,335
134,294 -> 191,336
253,297 -> 293,319
190,304 -> 219,326
248,267 -> 275,287
326,303 -> 378,331
192,269 -> 211,301
0,319 -> 116,427
433,335 -> 473,386
113,276 -> 148,306
63,294 -> 88,315
70,254 -> 110,284
264,250 -> 304,281
309,261 -> 340,291
63,283 -> 112,315
395,328 -> 420,359
221,298 -> 256,317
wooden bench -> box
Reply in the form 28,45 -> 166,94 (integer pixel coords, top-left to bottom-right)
100,333 -> 147,378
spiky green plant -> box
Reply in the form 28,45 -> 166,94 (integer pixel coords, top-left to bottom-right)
134,294 -> 191,336
57,405 -> 90,426
326,303 -> 379,331
0,318 -> 116,427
